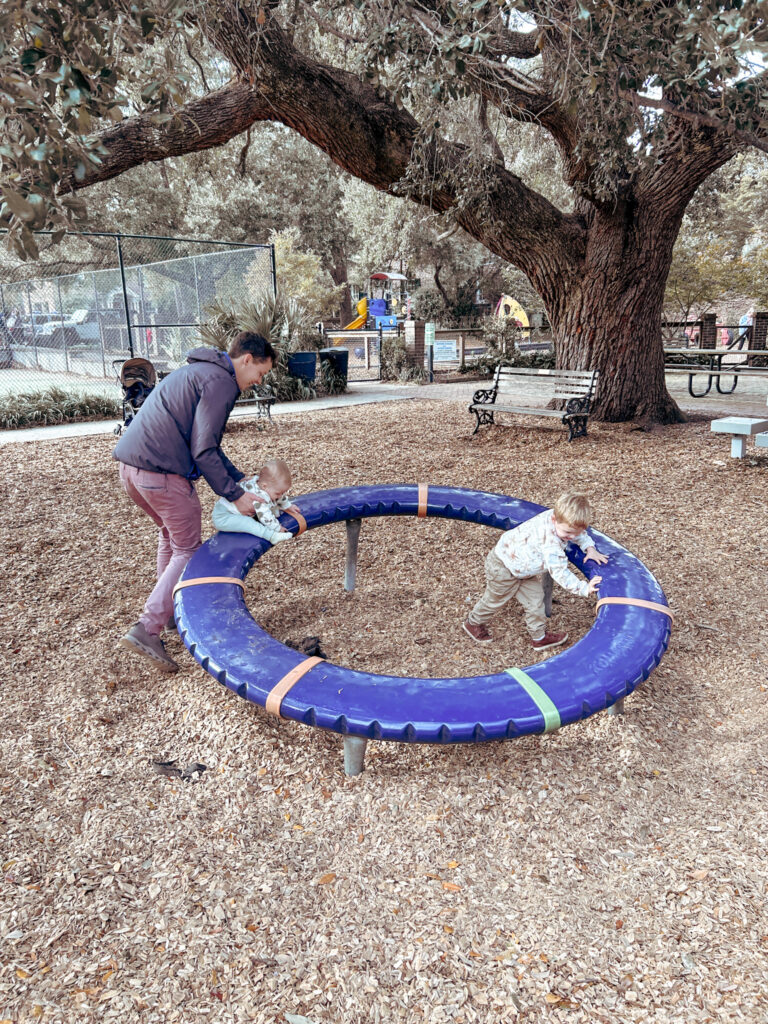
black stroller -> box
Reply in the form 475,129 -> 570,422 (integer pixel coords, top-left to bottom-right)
113,357 -> 159,435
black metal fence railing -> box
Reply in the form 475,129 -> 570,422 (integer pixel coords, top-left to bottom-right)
0,231 -> 275,399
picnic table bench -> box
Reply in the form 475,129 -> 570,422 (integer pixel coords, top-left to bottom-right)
664,347 -> 768,397
469,365 -> 599,441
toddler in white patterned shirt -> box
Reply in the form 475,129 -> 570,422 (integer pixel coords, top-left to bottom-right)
212,458 -> 299,544
463,490 -> 608,650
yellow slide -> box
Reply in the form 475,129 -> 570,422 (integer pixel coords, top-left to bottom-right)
343,297 -> 368,330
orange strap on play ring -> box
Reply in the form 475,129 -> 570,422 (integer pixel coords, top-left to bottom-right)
173,576 -> 246,595
596,597 -> 674,620
287,508 -> 307,535
417,483 -> 428,518
265,656 -> 324,717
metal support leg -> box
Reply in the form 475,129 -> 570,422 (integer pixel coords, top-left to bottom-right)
607,698 -> 625,716
345,518 -> 362,592
542,572 -> 553,618
343,735 -> 368,776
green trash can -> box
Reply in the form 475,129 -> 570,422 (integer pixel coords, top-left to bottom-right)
319,346 -> 349,380
287,351 -> 317,382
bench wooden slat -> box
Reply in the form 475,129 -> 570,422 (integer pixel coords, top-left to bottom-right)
495,372 -> 598,380
496,384 -> 594,395
470,404 -> 564,418
496,377 -> 594,386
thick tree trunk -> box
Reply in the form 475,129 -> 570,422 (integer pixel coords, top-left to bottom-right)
547,203 -> 686,423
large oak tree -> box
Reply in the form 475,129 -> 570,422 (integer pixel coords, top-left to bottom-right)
3,1 -> 768,421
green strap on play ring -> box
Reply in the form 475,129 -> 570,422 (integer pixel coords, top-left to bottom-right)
505,667 -> 561,733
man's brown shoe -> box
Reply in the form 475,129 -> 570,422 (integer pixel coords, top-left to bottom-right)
531,631 -> 568,651
463,620 -> 492,643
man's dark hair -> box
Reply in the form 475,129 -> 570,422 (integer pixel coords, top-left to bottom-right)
229,331 -> 276,363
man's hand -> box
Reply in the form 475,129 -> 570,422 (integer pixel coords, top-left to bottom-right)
585,546 -> 608,565
586,575 -> 603,595
233,492 -> 265,515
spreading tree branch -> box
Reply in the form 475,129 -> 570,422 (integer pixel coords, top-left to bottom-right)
64,10 -> 587,284
624,90 -> 768,156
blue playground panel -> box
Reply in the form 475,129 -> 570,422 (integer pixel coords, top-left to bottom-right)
174,486 -> 672,745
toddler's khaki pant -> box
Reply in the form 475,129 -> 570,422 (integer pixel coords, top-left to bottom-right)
468,549 -> 547,639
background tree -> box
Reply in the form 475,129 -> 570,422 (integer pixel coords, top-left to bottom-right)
3,1 -> 768,421
663,151 -> 768,332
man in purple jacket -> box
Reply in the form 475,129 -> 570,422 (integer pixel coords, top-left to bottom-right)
113,332 -> 276,672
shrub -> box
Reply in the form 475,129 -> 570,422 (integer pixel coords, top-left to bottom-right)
197,293 -> 320,401
380,334 -> 428,383
317,357 -> 348,395
0,386 -> 121,429
460,316 -> 555,377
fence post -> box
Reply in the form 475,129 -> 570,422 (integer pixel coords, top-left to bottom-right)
56,278 -> 70,374
269,243 -> 277,299
137,265 -> 149,360
458,333 -> 465,367
700,312 -> 717,349
92,270 -> 107,379
115,234 -> 134,358
752,311 -> 767,353
365,334 -> 371,370
404,320 -> 425,368
25,282 -> 38,369
193,255 -> 202,323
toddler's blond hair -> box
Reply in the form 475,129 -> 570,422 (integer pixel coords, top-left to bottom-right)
553,491 -> 592,529
258,458 -> 291,490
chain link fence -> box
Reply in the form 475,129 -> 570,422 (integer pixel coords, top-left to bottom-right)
0,231 -> 275,399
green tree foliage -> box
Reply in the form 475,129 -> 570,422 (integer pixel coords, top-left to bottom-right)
665,151 -> 768,323
4,1 -> 768,420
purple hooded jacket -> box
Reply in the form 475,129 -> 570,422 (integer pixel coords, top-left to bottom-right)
113,347 -> 245,502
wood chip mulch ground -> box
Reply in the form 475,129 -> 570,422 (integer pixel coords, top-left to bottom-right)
2,400 -> 767,1024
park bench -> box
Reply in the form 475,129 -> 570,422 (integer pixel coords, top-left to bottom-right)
469,365 -> 599,441
237,383 -> 275,422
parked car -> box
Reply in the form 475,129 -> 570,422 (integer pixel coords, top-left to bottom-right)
36,308 -> 103,348
6,311 -> 63,345
38,308 -> 129,349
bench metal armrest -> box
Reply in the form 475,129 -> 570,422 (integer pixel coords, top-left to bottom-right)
472,387 -> 497,405
564,395 -> 591,416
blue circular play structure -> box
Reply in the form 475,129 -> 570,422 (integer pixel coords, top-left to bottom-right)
173,486 -> 672,772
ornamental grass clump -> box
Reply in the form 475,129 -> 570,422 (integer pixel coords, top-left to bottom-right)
198,294 -> 320,402
0,387 -> 121,429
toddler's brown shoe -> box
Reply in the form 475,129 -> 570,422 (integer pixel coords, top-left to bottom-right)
463,620 -> 492,643
531,631 -> 568,651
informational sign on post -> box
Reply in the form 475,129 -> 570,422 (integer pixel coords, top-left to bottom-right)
434,338 -> 458,360
424,322 -> 435,347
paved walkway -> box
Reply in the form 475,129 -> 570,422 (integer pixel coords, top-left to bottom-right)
1,373 -> 766,445
0,382 -> 416,445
